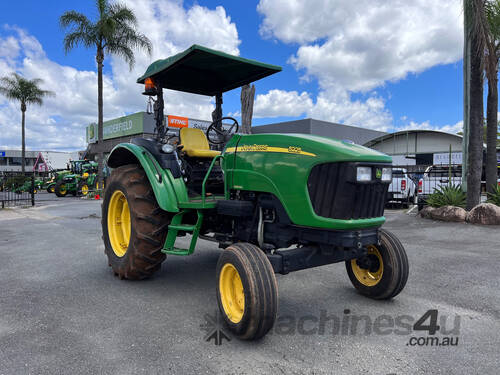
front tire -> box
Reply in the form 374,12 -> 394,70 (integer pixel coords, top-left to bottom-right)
102,164 -> 170,280
346,229 -> 409,300
216,243 -> 278,340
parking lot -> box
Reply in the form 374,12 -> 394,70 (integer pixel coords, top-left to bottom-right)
1,198 -> 499,374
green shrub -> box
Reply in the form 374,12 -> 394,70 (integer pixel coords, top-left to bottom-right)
486,184 -> 500,206
426,184 -> 466,208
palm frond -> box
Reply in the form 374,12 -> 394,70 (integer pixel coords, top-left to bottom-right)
106,43 -> 135,68
109,3 -> 137,26
60,11 -> 97,53
96,0 -> 108,17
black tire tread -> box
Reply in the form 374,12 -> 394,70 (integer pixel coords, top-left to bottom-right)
102,164 -> 170,280
216,242 -> 278,340
346,229 -> 409,300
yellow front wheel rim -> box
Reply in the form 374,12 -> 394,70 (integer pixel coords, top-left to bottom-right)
81,185 -> 89,195
219,263 -> 245,323
351,245 -> 384,287
107,190 -> 131,257
59,185 -> 67,194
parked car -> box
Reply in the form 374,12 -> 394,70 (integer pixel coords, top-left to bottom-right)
417,165 -> 462,210
387,168 -> 416,207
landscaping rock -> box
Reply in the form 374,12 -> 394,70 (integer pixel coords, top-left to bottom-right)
419,206 -> 435,219
430,205 -> 466,222
466,203 -> 500,225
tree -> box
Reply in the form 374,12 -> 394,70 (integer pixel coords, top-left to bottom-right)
485,0 -> 500,192
0,73 -> 54,172
464,0 -> 487,210
60,0 -> 152,186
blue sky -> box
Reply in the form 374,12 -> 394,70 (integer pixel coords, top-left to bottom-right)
0,0 -> 464,151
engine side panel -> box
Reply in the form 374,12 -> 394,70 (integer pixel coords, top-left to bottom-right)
223,133 -> 391,230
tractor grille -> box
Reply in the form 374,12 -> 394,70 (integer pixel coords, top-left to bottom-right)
307,162 -> 389,220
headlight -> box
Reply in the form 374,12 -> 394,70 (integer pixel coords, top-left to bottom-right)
356,167 -> 372,182
161,144 -> 174,153
381,167 -> 392,182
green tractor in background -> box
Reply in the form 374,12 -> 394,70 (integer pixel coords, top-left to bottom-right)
102,45 -> 408,341
45,170 -> 71,193
55,160 -> 98,197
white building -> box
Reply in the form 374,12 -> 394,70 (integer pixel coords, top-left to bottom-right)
0,149 -> 79,172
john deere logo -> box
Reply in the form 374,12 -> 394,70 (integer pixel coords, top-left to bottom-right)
376,169 -> 382,179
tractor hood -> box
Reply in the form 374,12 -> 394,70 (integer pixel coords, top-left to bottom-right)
226,133 -> 391,164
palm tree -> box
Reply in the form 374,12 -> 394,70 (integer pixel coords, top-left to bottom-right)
485,0 -> 500,193
464,0 -> 487,209
0,73 -> 54,172
60,0 -> 152,185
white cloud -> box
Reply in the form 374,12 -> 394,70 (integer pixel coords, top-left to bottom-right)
252,87 -> 392,130
258,0 -> 462,92
398,120 -> 463,135
0,1 -> 241,151
253,89 -> 313,118
257,0 -> 463,130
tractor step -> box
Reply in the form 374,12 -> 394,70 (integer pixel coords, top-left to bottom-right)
168,224 -> 196,231
162,209 -> 204,256
165,247 -> 192,256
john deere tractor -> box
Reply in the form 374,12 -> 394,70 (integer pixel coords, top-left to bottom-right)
102,45 -> 408,340
55,160 -> 98,197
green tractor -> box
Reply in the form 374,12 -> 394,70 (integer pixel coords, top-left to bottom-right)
12,177 -> 41,194
55,160 -> 98,197
102,45 -> 408,340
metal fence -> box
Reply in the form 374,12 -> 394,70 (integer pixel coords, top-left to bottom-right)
386,164 -> 464,208
0,172 -> 35,208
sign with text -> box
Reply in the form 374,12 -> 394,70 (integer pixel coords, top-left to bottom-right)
102,112 -> 144,140
168,115 -> 189,128
433,152 -> 463,165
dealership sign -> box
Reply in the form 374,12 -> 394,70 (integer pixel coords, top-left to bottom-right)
103,112 -> 144,140
86,112 -> 233,144
433,152 -> 463,165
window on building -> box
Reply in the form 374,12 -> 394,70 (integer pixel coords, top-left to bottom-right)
8,157 -> 22,165
0,157 -> 6,166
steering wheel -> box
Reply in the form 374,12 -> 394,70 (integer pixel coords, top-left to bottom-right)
206,117 -> 239,144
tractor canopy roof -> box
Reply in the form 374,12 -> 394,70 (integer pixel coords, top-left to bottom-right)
137,44 -> 282,96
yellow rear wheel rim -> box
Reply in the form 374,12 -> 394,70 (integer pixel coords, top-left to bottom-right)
219,263 -> 245,323
81,185 -> 89,195
107,190 -> 131,257
351,245 -> 384,287
59,185 -> 67,194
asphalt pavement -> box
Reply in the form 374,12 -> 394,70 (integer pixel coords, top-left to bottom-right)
0,199 -> 499,374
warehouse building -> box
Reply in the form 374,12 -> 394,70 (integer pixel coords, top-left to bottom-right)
363,130 -> 466,166
252,118 -> 386,146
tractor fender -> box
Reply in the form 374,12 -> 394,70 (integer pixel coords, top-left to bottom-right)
107,143 -> 188,213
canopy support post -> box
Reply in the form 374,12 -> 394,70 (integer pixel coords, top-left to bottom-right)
154,88 -> 165,140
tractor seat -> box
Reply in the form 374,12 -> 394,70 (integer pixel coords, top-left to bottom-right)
179,128 -> 221,158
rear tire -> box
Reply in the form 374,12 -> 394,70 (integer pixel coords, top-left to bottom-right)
346,229 -> 409,300
102,164 -> 170,280
55,181 -> 68,197
216,243 -> 278,340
